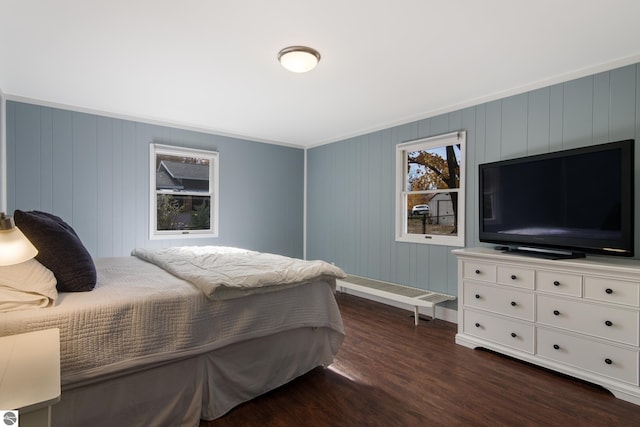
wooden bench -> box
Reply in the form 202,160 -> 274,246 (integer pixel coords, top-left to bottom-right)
337,275 -> 456,325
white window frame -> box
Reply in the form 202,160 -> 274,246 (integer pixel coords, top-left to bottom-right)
149,143 -> 219,239
395,131 -> 465,247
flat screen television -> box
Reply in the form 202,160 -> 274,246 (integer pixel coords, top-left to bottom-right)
479,139 -> 634,259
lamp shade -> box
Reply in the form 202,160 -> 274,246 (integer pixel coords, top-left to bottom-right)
0,213 -> 38,266
277,46 -> 321,73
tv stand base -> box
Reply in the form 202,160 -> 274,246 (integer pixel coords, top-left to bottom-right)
503,246 -> 586,260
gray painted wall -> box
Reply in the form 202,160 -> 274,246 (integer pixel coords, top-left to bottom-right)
307,63 -> 640,307
6,101 -> 304,258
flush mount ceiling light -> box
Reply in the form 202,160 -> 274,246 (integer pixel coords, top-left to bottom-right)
277,46 -> 321,73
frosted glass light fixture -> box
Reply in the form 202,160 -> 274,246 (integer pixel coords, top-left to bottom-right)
0,212 -> 38,266
277,46 -> 321,73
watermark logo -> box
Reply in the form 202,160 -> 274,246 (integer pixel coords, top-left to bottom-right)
0,411 -> 18,426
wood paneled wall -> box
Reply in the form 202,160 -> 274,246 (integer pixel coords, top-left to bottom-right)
6,101 -> 305,258
307,63 -> 640,302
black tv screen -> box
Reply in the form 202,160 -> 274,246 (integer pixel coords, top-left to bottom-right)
479,140 -> 634,258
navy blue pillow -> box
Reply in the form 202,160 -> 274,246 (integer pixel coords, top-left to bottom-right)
14,210 -> 96,292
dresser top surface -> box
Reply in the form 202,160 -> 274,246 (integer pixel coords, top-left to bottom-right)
453,247 -> 640,274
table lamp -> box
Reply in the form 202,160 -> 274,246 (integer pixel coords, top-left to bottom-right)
0,212 -> 38,266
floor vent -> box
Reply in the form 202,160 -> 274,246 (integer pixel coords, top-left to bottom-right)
337,274 -> 456,325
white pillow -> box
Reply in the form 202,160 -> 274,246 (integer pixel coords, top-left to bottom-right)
0,258 -> 57,312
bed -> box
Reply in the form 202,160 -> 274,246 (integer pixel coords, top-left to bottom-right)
0,245 -> 345,427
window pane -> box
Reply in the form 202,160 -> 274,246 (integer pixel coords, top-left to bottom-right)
157,194 -> 211,231
151,143 -> 219,239
406,192 -> 458,236
396,131 -> 465,246
156,154 -> 210,192
406,144 -> 461,191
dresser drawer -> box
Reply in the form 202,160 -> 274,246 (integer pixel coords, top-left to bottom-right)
537,294 -> 639,346
537,327 -> 639,385
463,261 -> 496,283
464,282 -> 534,321
536,270 -> 582,297
497,265 -> 535,289
584,276 -> 640,307
463,309 -> 534,353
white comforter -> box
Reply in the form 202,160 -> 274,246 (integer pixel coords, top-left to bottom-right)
132,246 -> 346,299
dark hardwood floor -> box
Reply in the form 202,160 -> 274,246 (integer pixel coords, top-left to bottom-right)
202,292 -> 640,426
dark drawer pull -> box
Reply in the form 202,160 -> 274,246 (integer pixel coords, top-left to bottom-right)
605,358 -> 613,365
553,344 -> 560,350
475,323 -> 481,328
510,274 -> 517,280
553,280 -> 560,286
606,288 -> 613,294
510,332 -> 517,338
553,310 -> 560,316
475,269 -> 481,275
475,294 -> 481,299
510,301 -> 517,307
605,320 -> 613,327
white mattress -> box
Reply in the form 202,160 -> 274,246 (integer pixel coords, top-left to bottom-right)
0,256 -> 345,387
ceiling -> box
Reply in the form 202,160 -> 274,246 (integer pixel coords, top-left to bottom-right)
2,1 -> 640,148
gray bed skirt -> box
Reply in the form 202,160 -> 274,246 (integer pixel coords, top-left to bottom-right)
52,326 -> 343,427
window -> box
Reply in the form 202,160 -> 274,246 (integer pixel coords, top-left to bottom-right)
150,144 -> 219,239
395,131 -> 465,247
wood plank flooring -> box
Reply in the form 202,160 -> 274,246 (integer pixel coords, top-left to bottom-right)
202,292 -> 640,426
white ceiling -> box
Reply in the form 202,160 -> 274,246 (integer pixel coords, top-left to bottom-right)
2,0 -> 640,148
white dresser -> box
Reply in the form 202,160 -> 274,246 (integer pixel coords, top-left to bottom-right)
453,247 -> 640,405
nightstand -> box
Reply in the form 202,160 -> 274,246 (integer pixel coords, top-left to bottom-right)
0,329 -> 61,427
